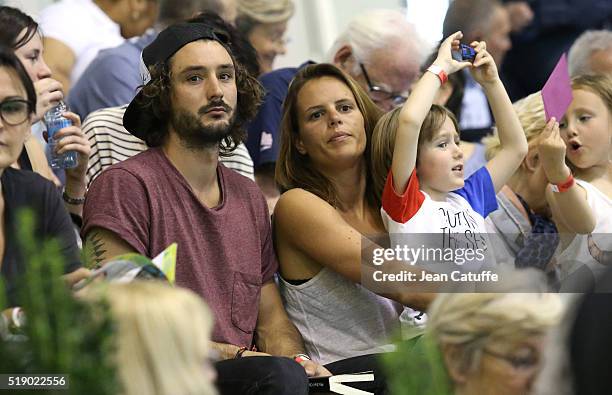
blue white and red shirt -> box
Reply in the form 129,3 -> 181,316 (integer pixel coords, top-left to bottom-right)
382,167 -> 498,257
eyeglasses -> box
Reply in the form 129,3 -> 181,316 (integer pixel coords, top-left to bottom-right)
359,63 -> 408,107
0,99 -> 31,126
483,348 -> 540,370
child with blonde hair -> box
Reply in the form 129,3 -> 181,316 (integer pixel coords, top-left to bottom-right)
371,31 -> 528,267
542,74 -> 612,280
483,92 -> 561,270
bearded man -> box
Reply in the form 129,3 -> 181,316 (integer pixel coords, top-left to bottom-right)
82,20 -> 329,394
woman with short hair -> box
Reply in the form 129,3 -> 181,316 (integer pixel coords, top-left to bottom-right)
426,290 -> 562,395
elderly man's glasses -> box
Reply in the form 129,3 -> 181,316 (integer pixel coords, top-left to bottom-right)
0,99 -> 31,126
359,63 -> 408,107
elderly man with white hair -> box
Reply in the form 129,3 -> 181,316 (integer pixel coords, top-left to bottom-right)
245,9 -> 428,211
568,30 -> 612,77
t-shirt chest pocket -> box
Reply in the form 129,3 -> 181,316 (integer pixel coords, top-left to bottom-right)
231,271 -> 262,334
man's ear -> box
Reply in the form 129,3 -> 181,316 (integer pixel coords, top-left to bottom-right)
333,45 -> 354,72
442,344 -> 469,384
523,148 -> 539,172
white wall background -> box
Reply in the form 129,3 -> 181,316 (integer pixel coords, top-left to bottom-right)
275,0 -> 450,69
0,0 -> 52,18
2,0 -> 451,70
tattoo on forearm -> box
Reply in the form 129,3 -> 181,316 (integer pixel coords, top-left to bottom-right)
86,232 -> 107,267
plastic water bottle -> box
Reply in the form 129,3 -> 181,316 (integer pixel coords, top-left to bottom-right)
43,101 -> 78,169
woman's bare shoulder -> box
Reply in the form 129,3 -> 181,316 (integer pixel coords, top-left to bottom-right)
274,188 -> 347,237
275,188 -> 335,216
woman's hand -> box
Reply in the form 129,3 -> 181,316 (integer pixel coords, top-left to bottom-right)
33,77 -> 63,123
48,111 -> 91,184
469,41 -> 500,86
537,118 -> 571,184
433,31 -> 472,76
299,360 -> 332,378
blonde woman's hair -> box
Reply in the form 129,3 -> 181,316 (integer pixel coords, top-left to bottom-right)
84,282 -> 217,395
427,284 -> 562,374
370,104 -> 459,202
484,91 -> 546,162
276,63 -> 383,209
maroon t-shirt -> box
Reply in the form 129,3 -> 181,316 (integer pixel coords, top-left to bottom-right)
82,147 -> 278,347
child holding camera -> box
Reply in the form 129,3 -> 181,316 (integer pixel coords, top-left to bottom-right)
370,31 -> 528,263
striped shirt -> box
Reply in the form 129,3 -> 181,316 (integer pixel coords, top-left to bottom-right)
82,105 -> 255,187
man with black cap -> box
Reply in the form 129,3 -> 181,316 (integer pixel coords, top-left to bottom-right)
81,19 -> 329,394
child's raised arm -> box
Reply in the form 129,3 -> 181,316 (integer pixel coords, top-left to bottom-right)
476,43 -> 529,192
538,120 -> 596,234
391,31 -> 470,193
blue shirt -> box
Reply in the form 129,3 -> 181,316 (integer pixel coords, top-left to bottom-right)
67,30 -> 157,120
246,61 -> 314,168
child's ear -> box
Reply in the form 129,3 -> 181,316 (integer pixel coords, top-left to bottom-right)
523,149 -> 539,172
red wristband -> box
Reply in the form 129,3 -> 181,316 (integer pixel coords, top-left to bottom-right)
427,64 -> 448,85
551,172 -> 575,193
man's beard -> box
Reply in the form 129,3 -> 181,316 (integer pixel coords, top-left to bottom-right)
171,101 -> 236,150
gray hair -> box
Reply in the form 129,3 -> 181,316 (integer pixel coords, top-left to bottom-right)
568,30 -> 612,77
326,9 -> 428,75
442,0 -> 502,39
